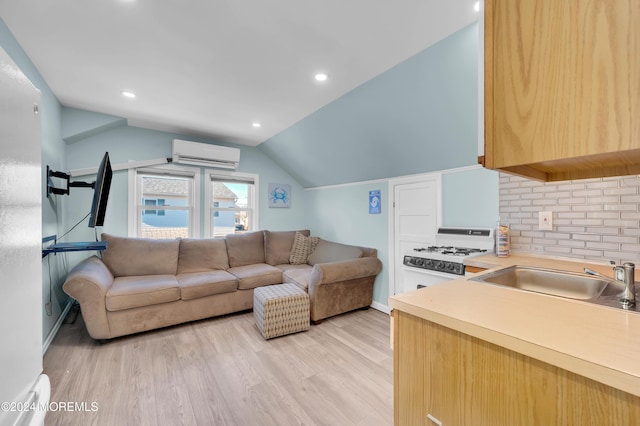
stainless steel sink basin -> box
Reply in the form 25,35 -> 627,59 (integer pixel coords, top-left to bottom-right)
471,266 -> 611,300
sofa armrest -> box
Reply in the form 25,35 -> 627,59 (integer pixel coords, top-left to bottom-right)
309,257 -> 382,287
62,255 -> 114,339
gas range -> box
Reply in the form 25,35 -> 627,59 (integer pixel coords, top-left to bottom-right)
403,227 -> 494,276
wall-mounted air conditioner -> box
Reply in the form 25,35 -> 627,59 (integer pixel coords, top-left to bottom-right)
172,139 -> 240,169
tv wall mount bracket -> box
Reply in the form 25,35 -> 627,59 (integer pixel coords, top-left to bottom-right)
46,165 -> 95,196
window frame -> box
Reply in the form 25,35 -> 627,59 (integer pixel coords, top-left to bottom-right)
128,163 -> 201,238
204,170 -> 259,238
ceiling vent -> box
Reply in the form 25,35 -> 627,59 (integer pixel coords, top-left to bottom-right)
172,139 -> 240,169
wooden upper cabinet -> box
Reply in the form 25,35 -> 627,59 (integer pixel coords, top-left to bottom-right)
483,0 -> 640,181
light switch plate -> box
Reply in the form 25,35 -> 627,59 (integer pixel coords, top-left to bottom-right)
539,211 -> 553,230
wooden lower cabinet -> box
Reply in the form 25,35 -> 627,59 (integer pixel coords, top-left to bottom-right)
393,310 -> 640,425
464,266 -> 487,274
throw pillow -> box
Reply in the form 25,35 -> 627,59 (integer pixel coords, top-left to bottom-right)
289,231 -> 319,265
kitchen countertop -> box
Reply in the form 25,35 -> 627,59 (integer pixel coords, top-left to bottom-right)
389,252 -> 640,397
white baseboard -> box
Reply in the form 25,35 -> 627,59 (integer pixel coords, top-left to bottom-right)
371,301 -> 390,315
43,300 -> 73,355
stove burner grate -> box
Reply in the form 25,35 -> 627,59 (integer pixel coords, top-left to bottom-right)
413,246 -> 488,256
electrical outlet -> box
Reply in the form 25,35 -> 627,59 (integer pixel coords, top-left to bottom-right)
539,211 -> 553,231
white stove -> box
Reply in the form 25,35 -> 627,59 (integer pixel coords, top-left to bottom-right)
399,227 -> 494,292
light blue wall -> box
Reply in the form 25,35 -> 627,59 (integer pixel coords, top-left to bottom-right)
259,22 -> 479,188
61,107 -> 126,143
0,18 -> 68,346
63,122 -> 310,242
305,183 -> 389,305
441,166 -> 499,228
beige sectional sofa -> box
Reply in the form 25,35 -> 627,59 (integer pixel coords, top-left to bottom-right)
62,230 -> 382,340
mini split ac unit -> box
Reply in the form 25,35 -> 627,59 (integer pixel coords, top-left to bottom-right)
172,139 -> 240,169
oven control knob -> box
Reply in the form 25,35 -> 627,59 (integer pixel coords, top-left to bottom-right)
416,258 -> 424,266
437,261 -> 445,270
446,263 -> 454,271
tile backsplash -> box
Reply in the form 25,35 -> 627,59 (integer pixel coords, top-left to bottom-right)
499,173 -> 640,265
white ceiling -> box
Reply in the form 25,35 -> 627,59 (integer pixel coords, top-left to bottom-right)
0,0 -> 479,146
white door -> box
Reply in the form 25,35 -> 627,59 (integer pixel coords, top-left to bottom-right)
390,174 -> 441,295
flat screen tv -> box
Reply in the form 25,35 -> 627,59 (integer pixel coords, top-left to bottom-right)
88,152 -> 112,228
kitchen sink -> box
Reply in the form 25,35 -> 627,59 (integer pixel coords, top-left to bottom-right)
471,266 -> 614,300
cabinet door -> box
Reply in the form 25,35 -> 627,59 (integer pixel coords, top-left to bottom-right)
394,310 -> 428,425
394,311 -> 640,425
484,0 -> 640,181
424,322 -> 465,425
394,311 -> 463,425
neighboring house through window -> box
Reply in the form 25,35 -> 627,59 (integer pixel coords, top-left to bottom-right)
128,165 -> 200,239
205,171 -> 258,238
128,164 -> 256,239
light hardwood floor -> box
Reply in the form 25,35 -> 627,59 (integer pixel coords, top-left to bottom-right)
43,308 -> 393,426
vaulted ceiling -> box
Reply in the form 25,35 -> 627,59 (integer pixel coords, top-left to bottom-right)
0,0 -> 479,146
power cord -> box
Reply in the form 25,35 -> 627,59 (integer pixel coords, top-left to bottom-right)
56,211 -> 91,242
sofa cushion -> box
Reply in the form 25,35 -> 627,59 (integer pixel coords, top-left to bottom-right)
177,238 -> 229,274
101,233 -> 180,277
282,265 -> 313,291
227,263 -> 282,290
277,264 -> 313,272
177,270 -> 238,300
226,231 -> 265,267
307,239 -> 363,266
264,229 -> 310,265
289,232 -> 320,265
106,275 -> 180,312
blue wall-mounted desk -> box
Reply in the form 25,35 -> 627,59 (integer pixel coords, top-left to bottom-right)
42,240 -> 107,258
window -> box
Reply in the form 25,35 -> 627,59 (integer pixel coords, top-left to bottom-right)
128,164 -> 254,239
205,171 -> 258,238
142,198 -> 165,215
129,165 -> 200,239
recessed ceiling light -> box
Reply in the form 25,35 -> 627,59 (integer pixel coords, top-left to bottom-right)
474,1 -> 480,12
252,122 -> 261,128
314,73 -> 328,82
121,90 -> 136,98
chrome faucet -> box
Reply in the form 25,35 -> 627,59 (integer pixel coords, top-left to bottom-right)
617,262 -> 636,308
585,262 -> 636,308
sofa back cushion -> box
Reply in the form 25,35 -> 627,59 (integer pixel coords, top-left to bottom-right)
307,239 -> 363,265
101,233 -> 180,277
264,229 -> 310,265
177,238 -> 229,274
226,231 -> 266,267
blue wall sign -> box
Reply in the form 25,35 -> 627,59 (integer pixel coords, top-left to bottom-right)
369,190 -> 381,214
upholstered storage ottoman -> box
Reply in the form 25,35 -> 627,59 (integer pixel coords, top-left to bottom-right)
253,283 -> 310,339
